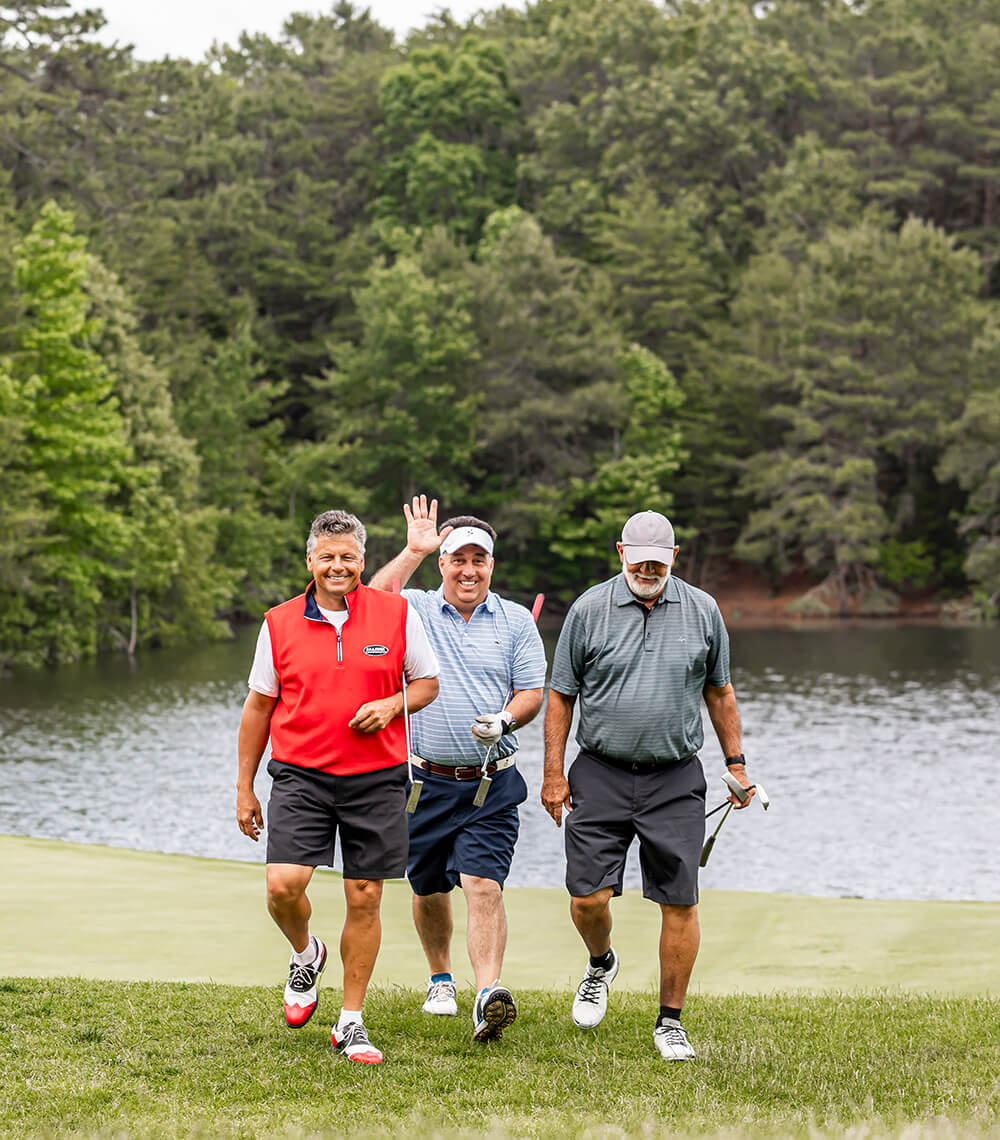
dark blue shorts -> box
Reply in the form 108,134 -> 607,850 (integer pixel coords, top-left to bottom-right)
406,765 -> 528,896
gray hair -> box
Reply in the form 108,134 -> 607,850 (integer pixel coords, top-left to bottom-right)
306,510 -> 367,556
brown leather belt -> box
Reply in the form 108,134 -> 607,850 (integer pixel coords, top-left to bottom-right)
411,754 -> 516,781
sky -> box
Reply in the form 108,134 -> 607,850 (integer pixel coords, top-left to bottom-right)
67,1 -> 516,60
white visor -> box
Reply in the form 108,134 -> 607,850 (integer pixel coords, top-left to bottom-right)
440,526 -> 495,556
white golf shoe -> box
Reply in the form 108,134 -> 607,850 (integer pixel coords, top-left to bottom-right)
571,948 -> 619,1029
422,978 -> 458,1016
653,1018 -> 696,1061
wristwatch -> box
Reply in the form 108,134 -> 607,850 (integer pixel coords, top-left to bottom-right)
724,753 -> 746,767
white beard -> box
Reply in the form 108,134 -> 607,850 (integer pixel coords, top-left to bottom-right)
624,566 -> 670,600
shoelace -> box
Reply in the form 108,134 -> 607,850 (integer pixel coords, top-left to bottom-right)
655,1024 -> 688,1046
576,971 -> 608,1005
287,960 -> 318,993
427,981 -> 455,1002
339,1022 -> 370,1050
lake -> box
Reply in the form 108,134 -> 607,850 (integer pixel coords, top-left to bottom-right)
1,623 -> 997,901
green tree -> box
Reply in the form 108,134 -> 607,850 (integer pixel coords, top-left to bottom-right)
315,229 -> 481,558
374,35 -> 521,239
548,344 -> 687,586
734,214 -> 985,609
1,201 -> 130,666
463,206 -> 625,589
937,323 -> 1000,616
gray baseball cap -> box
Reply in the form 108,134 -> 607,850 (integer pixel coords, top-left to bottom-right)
621,511 -> 676,565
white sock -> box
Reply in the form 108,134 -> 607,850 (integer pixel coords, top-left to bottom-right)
291,936 -> 317,966
337,1008 -> 363,1032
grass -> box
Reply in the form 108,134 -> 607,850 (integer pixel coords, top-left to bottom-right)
4,836 -> 1000,994
4,836 -> 1000,1137
2,979 -> 1000,1139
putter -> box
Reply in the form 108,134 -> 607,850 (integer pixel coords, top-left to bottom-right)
402,670 -> 423,814
473,743 -> 493,808
700,771 -> 769,866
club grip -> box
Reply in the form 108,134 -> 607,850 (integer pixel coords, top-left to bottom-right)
699,836 -> 717,868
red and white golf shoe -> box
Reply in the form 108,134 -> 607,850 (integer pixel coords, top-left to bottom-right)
331,1021 -> 384,1065
282,937 -> 327,1028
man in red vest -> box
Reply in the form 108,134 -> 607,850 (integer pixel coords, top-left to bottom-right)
236,510 -> 439,1065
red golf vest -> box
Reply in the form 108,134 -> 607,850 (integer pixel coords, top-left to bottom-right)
265,582 -> 408,775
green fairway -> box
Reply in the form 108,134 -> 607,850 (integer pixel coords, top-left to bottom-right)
2,835 -> 999,995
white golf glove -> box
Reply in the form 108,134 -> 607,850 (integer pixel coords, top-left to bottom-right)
470,710 -> 516,746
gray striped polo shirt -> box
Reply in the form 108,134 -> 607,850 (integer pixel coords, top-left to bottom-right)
550,573 -> 731,764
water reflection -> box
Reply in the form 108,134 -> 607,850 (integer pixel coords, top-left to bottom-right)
1,625 -> 997,901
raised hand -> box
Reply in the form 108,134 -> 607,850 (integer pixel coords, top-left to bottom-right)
403,495 -> 453,557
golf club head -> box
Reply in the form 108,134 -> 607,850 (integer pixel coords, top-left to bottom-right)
405,778 -> 423,814
755,782 -> 770,810
721,769 -> 750,804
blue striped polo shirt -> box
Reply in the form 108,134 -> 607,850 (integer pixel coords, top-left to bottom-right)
404,586 -> 548,765
550,573 -> 731,764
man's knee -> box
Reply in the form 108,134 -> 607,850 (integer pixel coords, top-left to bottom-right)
460,874 -> 502,906
570,888 -> 614,919
266,863 -> 311,908
344,878 -> 384,916
660,902 -> 698,925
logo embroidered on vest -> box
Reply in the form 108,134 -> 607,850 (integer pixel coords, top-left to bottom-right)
362,644 -> 389,656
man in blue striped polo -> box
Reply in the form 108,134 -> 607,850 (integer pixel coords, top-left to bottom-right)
370,496 -> 546,1043
542,510 -> 756,1062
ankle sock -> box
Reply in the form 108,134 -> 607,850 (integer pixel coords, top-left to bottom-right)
291,936 -> 317,966
657,1005 -> 682,1027
336,1008 -> 363,1033
590,949 -> 614,970
430,972 -> 453,983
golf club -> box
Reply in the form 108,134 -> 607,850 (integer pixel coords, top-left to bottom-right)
700,770 -> 770,866
402,667 -> 423,814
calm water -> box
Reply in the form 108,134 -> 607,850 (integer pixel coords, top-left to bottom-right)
1,624 -> 997,901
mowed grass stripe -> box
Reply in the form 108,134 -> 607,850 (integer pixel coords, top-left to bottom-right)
3,979 -> 1000,1139
2,835 -> 1000,994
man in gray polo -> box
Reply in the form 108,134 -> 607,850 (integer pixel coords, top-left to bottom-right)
541,510 -> 755,1062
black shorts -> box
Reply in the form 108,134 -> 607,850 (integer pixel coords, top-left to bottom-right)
265,758 -> 408,879
564,750 -> 706,906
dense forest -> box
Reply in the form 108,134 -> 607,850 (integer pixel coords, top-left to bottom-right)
1,0 -> 998,669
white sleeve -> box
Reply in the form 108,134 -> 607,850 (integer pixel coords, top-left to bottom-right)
247,620 -> 280,697
403,606 -> 439,680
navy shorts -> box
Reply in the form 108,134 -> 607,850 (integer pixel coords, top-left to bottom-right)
565,750 -> 706,906
266,758 -> 409,879
406,765 -> 528,896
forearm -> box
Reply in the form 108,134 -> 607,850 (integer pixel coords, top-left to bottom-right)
507,687 -> 544,728
368,548 -> 425,591
703,684 -> 742,760
543,689 -> 575,779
